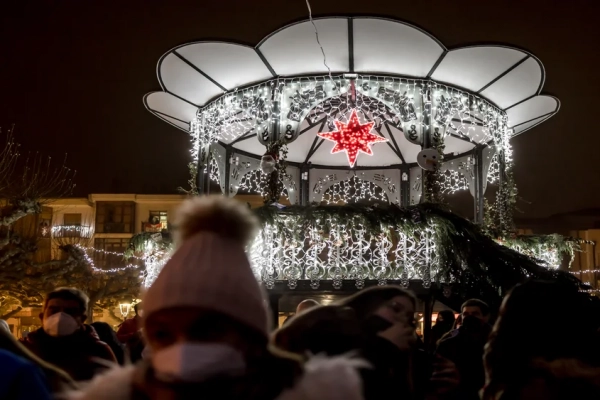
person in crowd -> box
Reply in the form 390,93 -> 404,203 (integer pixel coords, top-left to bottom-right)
117,302 -> 142,343
67,196 -> 367,400
336,286 -> 434,400
0,348 -> 52,399
430,310 -> 455,349
452,314 -> 462,330
20,287 -> 117,381
117,302 -> 145,362
273,304 -> 365,358
0,322 -> 77,394
482,280 -> 600,399
282,299 -> 320,326
92,322 -> 126,365
435,298 -> 491,400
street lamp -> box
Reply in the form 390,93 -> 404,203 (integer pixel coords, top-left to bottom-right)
119,303 -> 131,320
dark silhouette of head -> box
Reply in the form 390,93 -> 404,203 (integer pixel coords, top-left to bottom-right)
295,299 -> 319,314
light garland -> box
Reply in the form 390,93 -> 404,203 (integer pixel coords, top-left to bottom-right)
571,269 -> 600,274
439,169 -> 469,194
247,214 -> 438,290
237,170 -> 290,200
74,244 -> 141,273
188,75 -> 510,205
497,240 -> 562,269
51,225 -> 93,238
317,175 -> 390,205
487,153 -> 500,184
72,245 -> 169,285
205,155 -> 220,184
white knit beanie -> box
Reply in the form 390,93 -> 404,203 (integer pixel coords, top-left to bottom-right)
142,196 -> 269,338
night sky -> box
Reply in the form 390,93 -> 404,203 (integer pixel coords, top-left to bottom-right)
1,1 -> 599,219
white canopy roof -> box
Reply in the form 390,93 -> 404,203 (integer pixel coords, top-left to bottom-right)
145,16 -> 559,151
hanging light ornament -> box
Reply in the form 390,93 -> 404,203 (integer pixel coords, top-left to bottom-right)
317,109 -> 388,167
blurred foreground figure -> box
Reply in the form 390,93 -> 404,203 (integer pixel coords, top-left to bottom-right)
0,348 -> 52,399
67,196 -> 366,400
20,287 -> 116,381
0,325 -> 76,394
0,319 -> 10,335
482,280 -> 600,399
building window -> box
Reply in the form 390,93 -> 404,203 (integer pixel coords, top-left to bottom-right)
95,202 -> 134,233
63,213 -> 82,226
143,211 -> 168,232
93,238 -> 130,268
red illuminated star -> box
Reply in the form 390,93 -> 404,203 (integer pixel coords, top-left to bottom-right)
318,110 -> 388,167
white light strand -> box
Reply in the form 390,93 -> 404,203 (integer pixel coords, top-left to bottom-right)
247,215 -> 440,290
237,170 -> 290,200
317,175 -> 390,205
439,169 -> 469,194
51,225 -> 93,238
570,269 -> 600,274
190,75 -> 509,164
74,244 -> 141,273
497,240 -> 561,269
487,153 -> 500,184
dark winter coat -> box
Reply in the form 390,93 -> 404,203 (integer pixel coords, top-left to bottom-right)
20,324 -> 117,381
116,317 -> 140,343
0,349 -> 52,400
435,327 -> 488,400
360,336 -> 431,400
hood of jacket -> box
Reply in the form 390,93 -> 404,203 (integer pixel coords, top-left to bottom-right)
64,353 -> 369,400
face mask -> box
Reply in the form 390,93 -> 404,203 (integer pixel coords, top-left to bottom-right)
43,312 -> 79,337
152,343 -> 246,383
461,315 -> 483,333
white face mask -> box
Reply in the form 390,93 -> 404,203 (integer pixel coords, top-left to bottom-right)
152,343 -> 246,383
43,312 -> 80,337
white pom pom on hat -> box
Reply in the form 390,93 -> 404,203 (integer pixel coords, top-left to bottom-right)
142,196 -> 269,338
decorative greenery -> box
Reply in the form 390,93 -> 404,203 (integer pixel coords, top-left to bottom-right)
422,130 -> 445,203
262,140 -> 289,205
180,161 -> 199,196
483,156 -> 518,238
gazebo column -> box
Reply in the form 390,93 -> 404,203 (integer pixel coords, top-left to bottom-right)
473,146 -> 484,224
299,163 -> 310,206
196,145 -> 210,195
400,165 -> 411,207
224,146 -> 232,197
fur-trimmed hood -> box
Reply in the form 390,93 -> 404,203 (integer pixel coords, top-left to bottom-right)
64,353 -> 368,400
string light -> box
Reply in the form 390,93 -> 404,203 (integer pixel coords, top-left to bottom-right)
316,174 -> 391,204
73,244 -> 141,273
189,75 -> 509,180
570,269 -> 600,274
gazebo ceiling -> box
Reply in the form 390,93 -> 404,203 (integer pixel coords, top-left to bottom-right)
145,16 -> 559,150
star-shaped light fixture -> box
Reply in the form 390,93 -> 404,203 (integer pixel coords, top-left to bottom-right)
318,109 -> 388,167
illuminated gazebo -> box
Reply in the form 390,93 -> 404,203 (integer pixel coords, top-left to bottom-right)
142,17 -> 581,313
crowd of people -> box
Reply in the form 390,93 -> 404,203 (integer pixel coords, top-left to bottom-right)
0,195 -> 599,399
